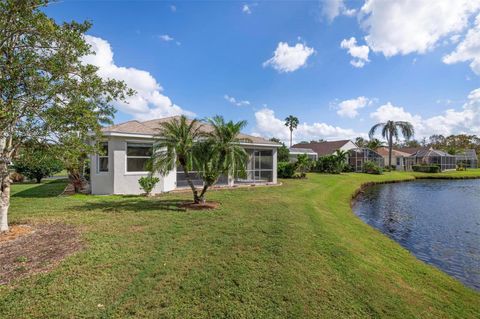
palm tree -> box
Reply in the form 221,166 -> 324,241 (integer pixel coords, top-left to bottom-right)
366,138 -> 383,150
333,149 -> 348,172
150,115 -> 205,203
369,120 -> 414,168
284,115 -> 299,147
194,116 -> 249,203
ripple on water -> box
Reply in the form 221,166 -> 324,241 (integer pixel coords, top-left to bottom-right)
353,179 -> 480,291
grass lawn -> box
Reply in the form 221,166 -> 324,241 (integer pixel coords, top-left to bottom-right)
1,170 -> 479,318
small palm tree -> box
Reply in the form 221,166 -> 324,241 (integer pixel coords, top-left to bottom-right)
369,120 -> 414,168
284,115 -> 299,147
194,116 -> 249,203
150,115 -> 204,203
333,149 -> 348,171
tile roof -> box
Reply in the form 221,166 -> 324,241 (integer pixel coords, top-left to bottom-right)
291,140 -> 352,156
376,147 -> 412,157
102,116 -> 280,146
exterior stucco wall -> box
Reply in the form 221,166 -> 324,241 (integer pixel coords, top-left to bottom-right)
340,141 -> 358,152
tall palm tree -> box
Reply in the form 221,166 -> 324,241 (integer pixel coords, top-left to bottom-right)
150,115 -> 205,203
194,116 -> 249,203
366,138 -> 384,150
284,115 -> 299,147
369,120 -> 415,168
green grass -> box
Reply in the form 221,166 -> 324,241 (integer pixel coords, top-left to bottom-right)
1,171 -> 479,318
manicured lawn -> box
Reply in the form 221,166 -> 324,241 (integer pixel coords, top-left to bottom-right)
1,171 -> 479,318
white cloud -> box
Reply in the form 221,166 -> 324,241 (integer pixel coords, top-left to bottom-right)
360,0 -> 480,57
443,14 -> 480,75
263,42 -> 315,73
253,108 -> 361,143
242,4 -> 252,14
321,0 -> 357,22
370,91 -> 480,137
224,94 -> 250,106
83,35 -> 194,120
340,37 -> 370,68
337,96 -> 372,118
158,34 -> 174,42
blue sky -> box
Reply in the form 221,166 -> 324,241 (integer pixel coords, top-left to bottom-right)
45,0 -> 480,143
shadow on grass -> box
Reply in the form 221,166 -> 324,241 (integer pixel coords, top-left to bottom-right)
73,199 -> 191,213
12,179 -> 68,198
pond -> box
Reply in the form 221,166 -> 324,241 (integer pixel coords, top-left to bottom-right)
352,179 -> 480,291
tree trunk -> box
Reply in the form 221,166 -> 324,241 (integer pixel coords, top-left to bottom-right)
197,184 -> 209,204
67,169 -> 88,194
0,165 -> 11,233
388,134 -> 393,168
179,159 -> 200,203
290,129 -> 293,147
36,177 -> 42,183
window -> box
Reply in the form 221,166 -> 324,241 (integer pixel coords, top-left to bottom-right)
98,142 -> 109,172
126,143 -> 152,172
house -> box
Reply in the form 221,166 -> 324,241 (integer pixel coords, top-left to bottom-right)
291,140 -> 384,172
455,149 -> 478,168
376,147 -> 414,170
90,116 -> 280,195
288,147 -> 318,162
291,140 -> 357,157
408,148 -> 456,171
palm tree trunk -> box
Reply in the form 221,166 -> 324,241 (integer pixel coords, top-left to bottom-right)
198,184 -> 209,204
388,134 -> 393,168
290,129 -> 293,147
181,164 -> 200,203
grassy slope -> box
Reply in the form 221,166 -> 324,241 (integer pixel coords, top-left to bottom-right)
0,171 -> 479,318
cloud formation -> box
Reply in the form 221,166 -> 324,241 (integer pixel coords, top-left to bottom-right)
158,34 -> 174,42
263,42 -> 315,73
336,96 -> 373,118
443,14 -> 480,75
224,94 -> 250,106
370,89 -> 480,137
83,35 -> 194,121
253,108 -> 361,143
360,0 -> 480,57
321,0 -> 356,22
340,37 -> 370,68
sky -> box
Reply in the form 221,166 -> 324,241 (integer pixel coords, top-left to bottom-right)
45,0 -> 480,144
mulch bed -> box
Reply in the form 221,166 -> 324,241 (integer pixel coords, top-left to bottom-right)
179,201 -> 220,210
0,223 -> 83,285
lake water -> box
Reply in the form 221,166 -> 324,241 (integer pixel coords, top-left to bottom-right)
352,179 -> 480,291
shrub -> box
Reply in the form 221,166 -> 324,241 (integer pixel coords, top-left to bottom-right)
456,163 -> 466,171
138,176 -> 160,196
277,161 -> 296,178
314,155 -> 342,174
295,154 -> 313,178
412,164 -> 440,173
362,161 -> 383,175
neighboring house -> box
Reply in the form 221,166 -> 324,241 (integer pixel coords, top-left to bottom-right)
288,148 -> 318,162
408,148 -> 456,171
376,147 -> 413,170
291,140 -> 384,172
90,116 -> 280,195
291,140 -> 358,158
455,149 -> 478,168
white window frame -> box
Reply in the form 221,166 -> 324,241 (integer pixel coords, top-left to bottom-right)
125,142 -> 153,174
97,142 -> 109,174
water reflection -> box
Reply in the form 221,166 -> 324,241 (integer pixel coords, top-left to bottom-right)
353,179 -> 480,291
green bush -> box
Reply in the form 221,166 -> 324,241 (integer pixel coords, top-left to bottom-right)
277,162 -> 296,178
362,161 -> 383,175
14,147 -> 64,183
138,176 -> 160,196
412,164 -> 440,173
314,155 -> 342,174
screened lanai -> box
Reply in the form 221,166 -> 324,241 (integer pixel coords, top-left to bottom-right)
409,148 -> 456,171
455,149 -> 478,168
234,148 -> 274,184
347,148 -> 384,172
